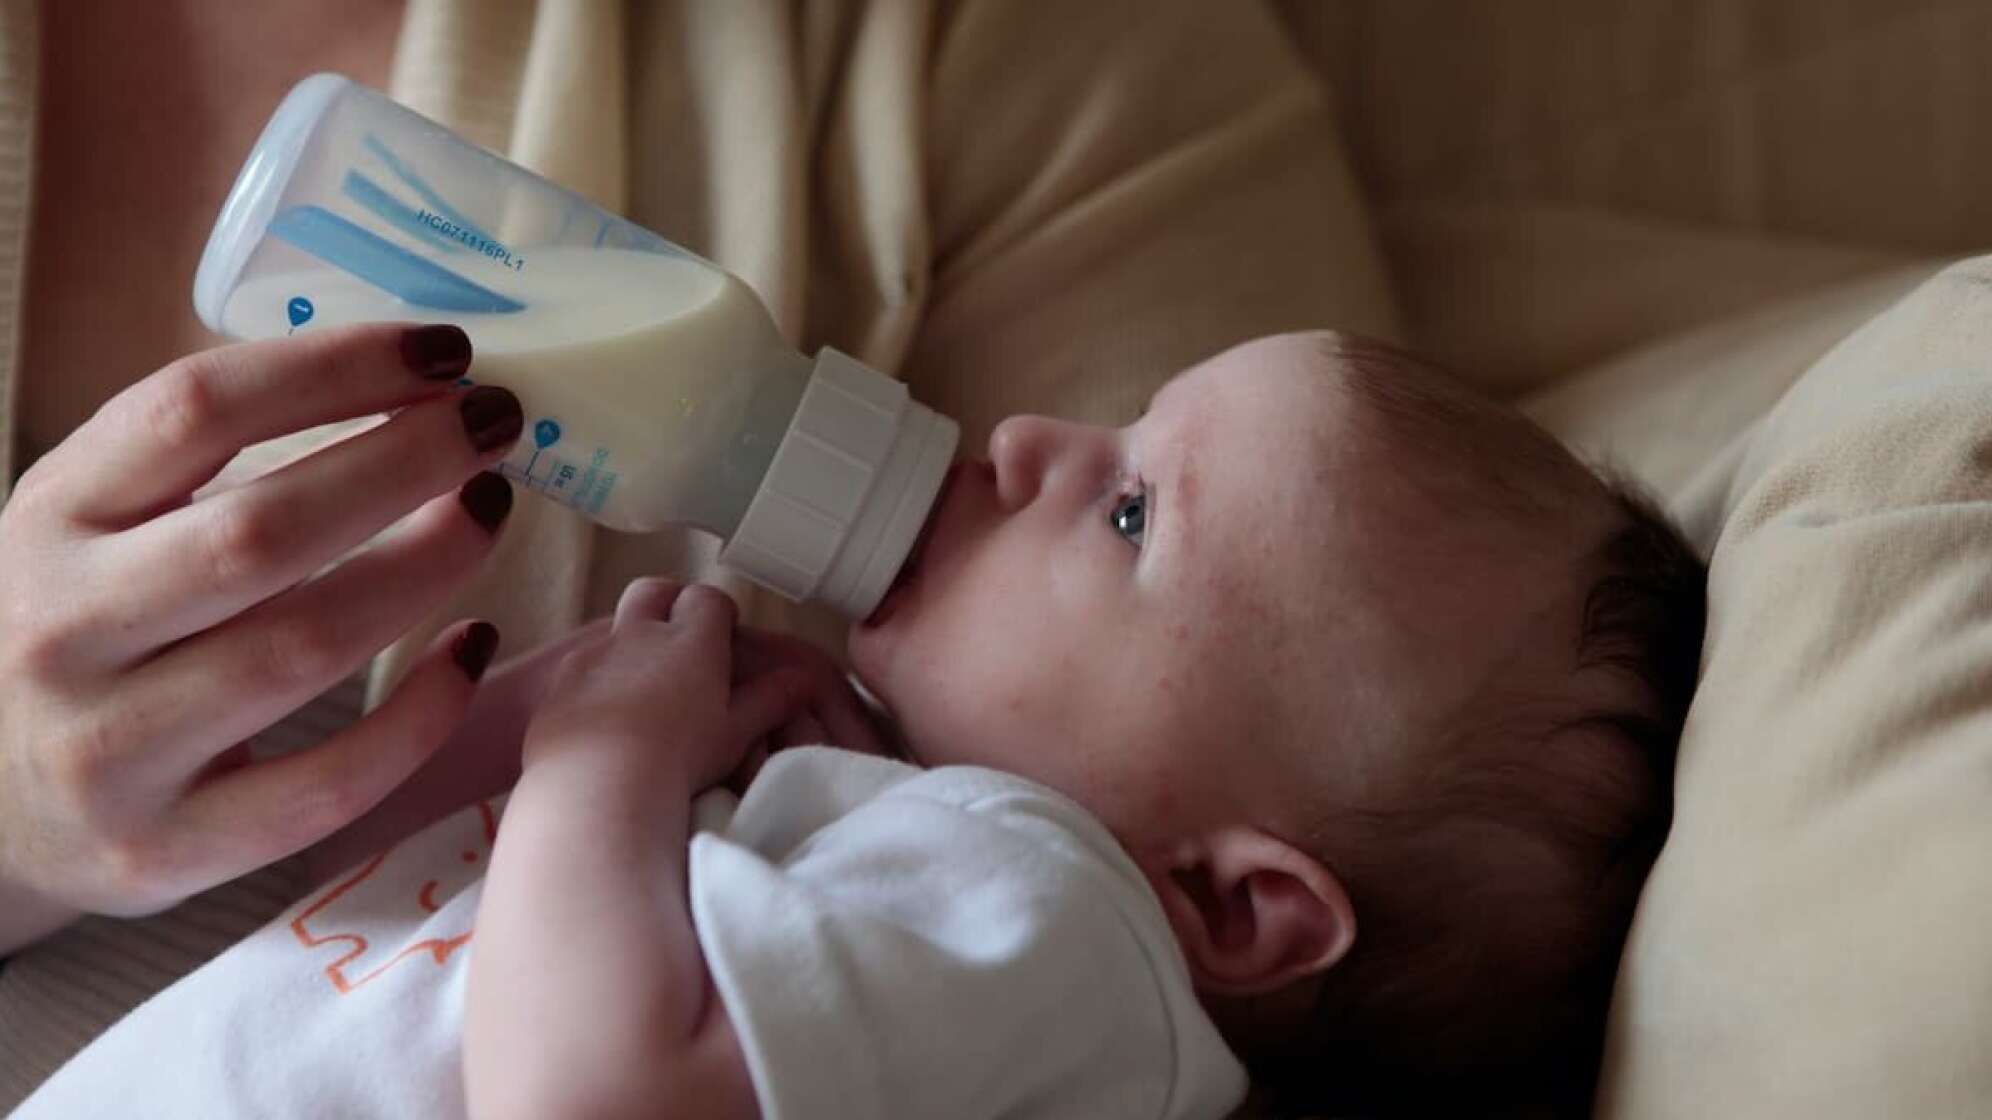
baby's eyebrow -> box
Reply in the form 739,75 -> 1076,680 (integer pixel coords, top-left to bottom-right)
1163,435 -> 1198,550
1140,418 -> 1198,578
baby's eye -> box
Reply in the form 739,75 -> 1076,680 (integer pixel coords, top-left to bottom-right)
1108,484 -> 1147,548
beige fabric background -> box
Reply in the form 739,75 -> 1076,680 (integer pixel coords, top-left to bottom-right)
1280,0 -> 1986,392
9,1 -> 1992,1115
1588,258 -> 1992,1119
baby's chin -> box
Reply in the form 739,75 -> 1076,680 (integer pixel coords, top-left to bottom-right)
840,662 -> 922,768
847,574 -> 935,685
844,617 -> 888,691
846,626 -> 954,769
845,625 -> 907,725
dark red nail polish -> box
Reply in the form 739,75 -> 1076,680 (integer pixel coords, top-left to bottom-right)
458,472 -> 514,534
452,621 -> 500,682
402,324 -> 473,380
460,386 -> 523,452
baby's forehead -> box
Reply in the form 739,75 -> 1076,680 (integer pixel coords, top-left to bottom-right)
1163,332 -> 1590,598
1161,337 -> 1440,503
1172,332 -> 1451,433
1148,354 -> 1376,611
1212,334 -> 1585,496
1165,340 -> 1354,451
1148,342 -> 1615,759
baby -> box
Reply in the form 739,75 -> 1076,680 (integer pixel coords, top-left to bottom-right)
16,332 -> 1705,1118
467,331 -> 1707,1117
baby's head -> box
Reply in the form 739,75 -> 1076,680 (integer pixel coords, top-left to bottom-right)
848,331 -> 1706,1112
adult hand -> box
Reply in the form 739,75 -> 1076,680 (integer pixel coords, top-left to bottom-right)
0,323 -> 522,952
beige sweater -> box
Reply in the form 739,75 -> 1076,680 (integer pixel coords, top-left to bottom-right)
0,0 -> 1393,1103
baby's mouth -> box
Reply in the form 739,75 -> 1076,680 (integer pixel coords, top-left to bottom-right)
863,461 -> 962,628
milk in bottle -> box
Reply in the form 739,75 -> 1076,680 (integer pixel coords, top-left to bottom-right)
195,74 -> 956,620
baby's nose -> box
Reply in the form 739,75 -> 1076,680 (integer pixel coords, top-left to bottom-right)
988,414 -> 1059,509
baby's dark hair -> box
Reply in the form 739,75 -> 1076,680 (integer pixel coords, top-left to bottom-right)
1249,336 -> 1708,1116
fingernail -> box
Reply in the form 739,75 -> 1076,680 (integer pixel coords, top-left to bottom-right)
452,621 -> 500,682
401,324 -> 473,380
458,471 -> 514,534
460,386 -> 523,452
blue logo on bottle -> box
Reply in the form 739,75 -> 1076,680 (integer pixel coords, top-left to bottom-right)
520,418 -> 565,487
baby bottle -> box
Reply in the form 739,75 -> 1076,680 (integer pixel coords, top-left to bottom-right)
193,73 -> 957,621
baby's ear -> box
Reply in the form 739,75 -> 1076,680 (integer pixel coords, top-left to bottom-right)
1143,827 -> 1356,997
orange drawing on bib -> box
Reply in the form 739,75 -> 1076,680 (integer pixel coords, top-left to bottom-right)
291,800 -> 499,995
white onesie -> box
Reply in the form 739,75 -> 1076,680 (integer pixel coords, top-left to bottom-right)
16,747 -> 1248,1119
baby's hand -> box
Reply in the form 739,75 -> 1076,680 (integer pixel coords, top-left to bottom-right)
730,623 -> 895,780
522,579 -> 811,791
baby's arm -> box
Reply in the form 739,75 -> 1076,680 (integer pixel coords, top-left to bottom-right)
466,583 -> 794,1120
467,730 -> 755,1119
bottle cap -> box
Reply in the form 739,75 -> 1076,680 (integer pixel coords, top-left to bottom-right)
719,349 -> 959,619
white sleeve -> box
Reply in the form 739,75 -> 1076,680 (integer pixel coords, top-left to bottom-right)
688,750 -> 1247,1120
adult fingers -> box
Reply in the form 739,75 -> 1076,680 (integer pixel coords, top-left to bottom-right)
94,387 -> 520,660
298,617 -> 613,884
44,323 -> 474,528
117,478 -> 511,778
169,620 -> 501,887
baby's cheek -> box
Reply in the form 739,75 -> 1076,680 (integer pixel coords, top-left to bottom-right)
942,663 -> 1061,770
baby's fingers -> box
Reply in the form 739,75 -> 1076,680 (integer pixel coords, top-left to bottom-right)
773,713 -> 830,751
726,669 -> 816,759
733,626 -> 892,756
668,583 -> 738,639
613,577 -> 684,630
807,679 -> 892,758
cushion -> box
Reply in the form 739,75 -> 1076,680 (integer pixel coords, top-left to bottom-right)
1556,255 -> 1992,1118
1277,0 -> 1992,256
1393,202 -> 1918,399
1524,263 -> 1936,507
